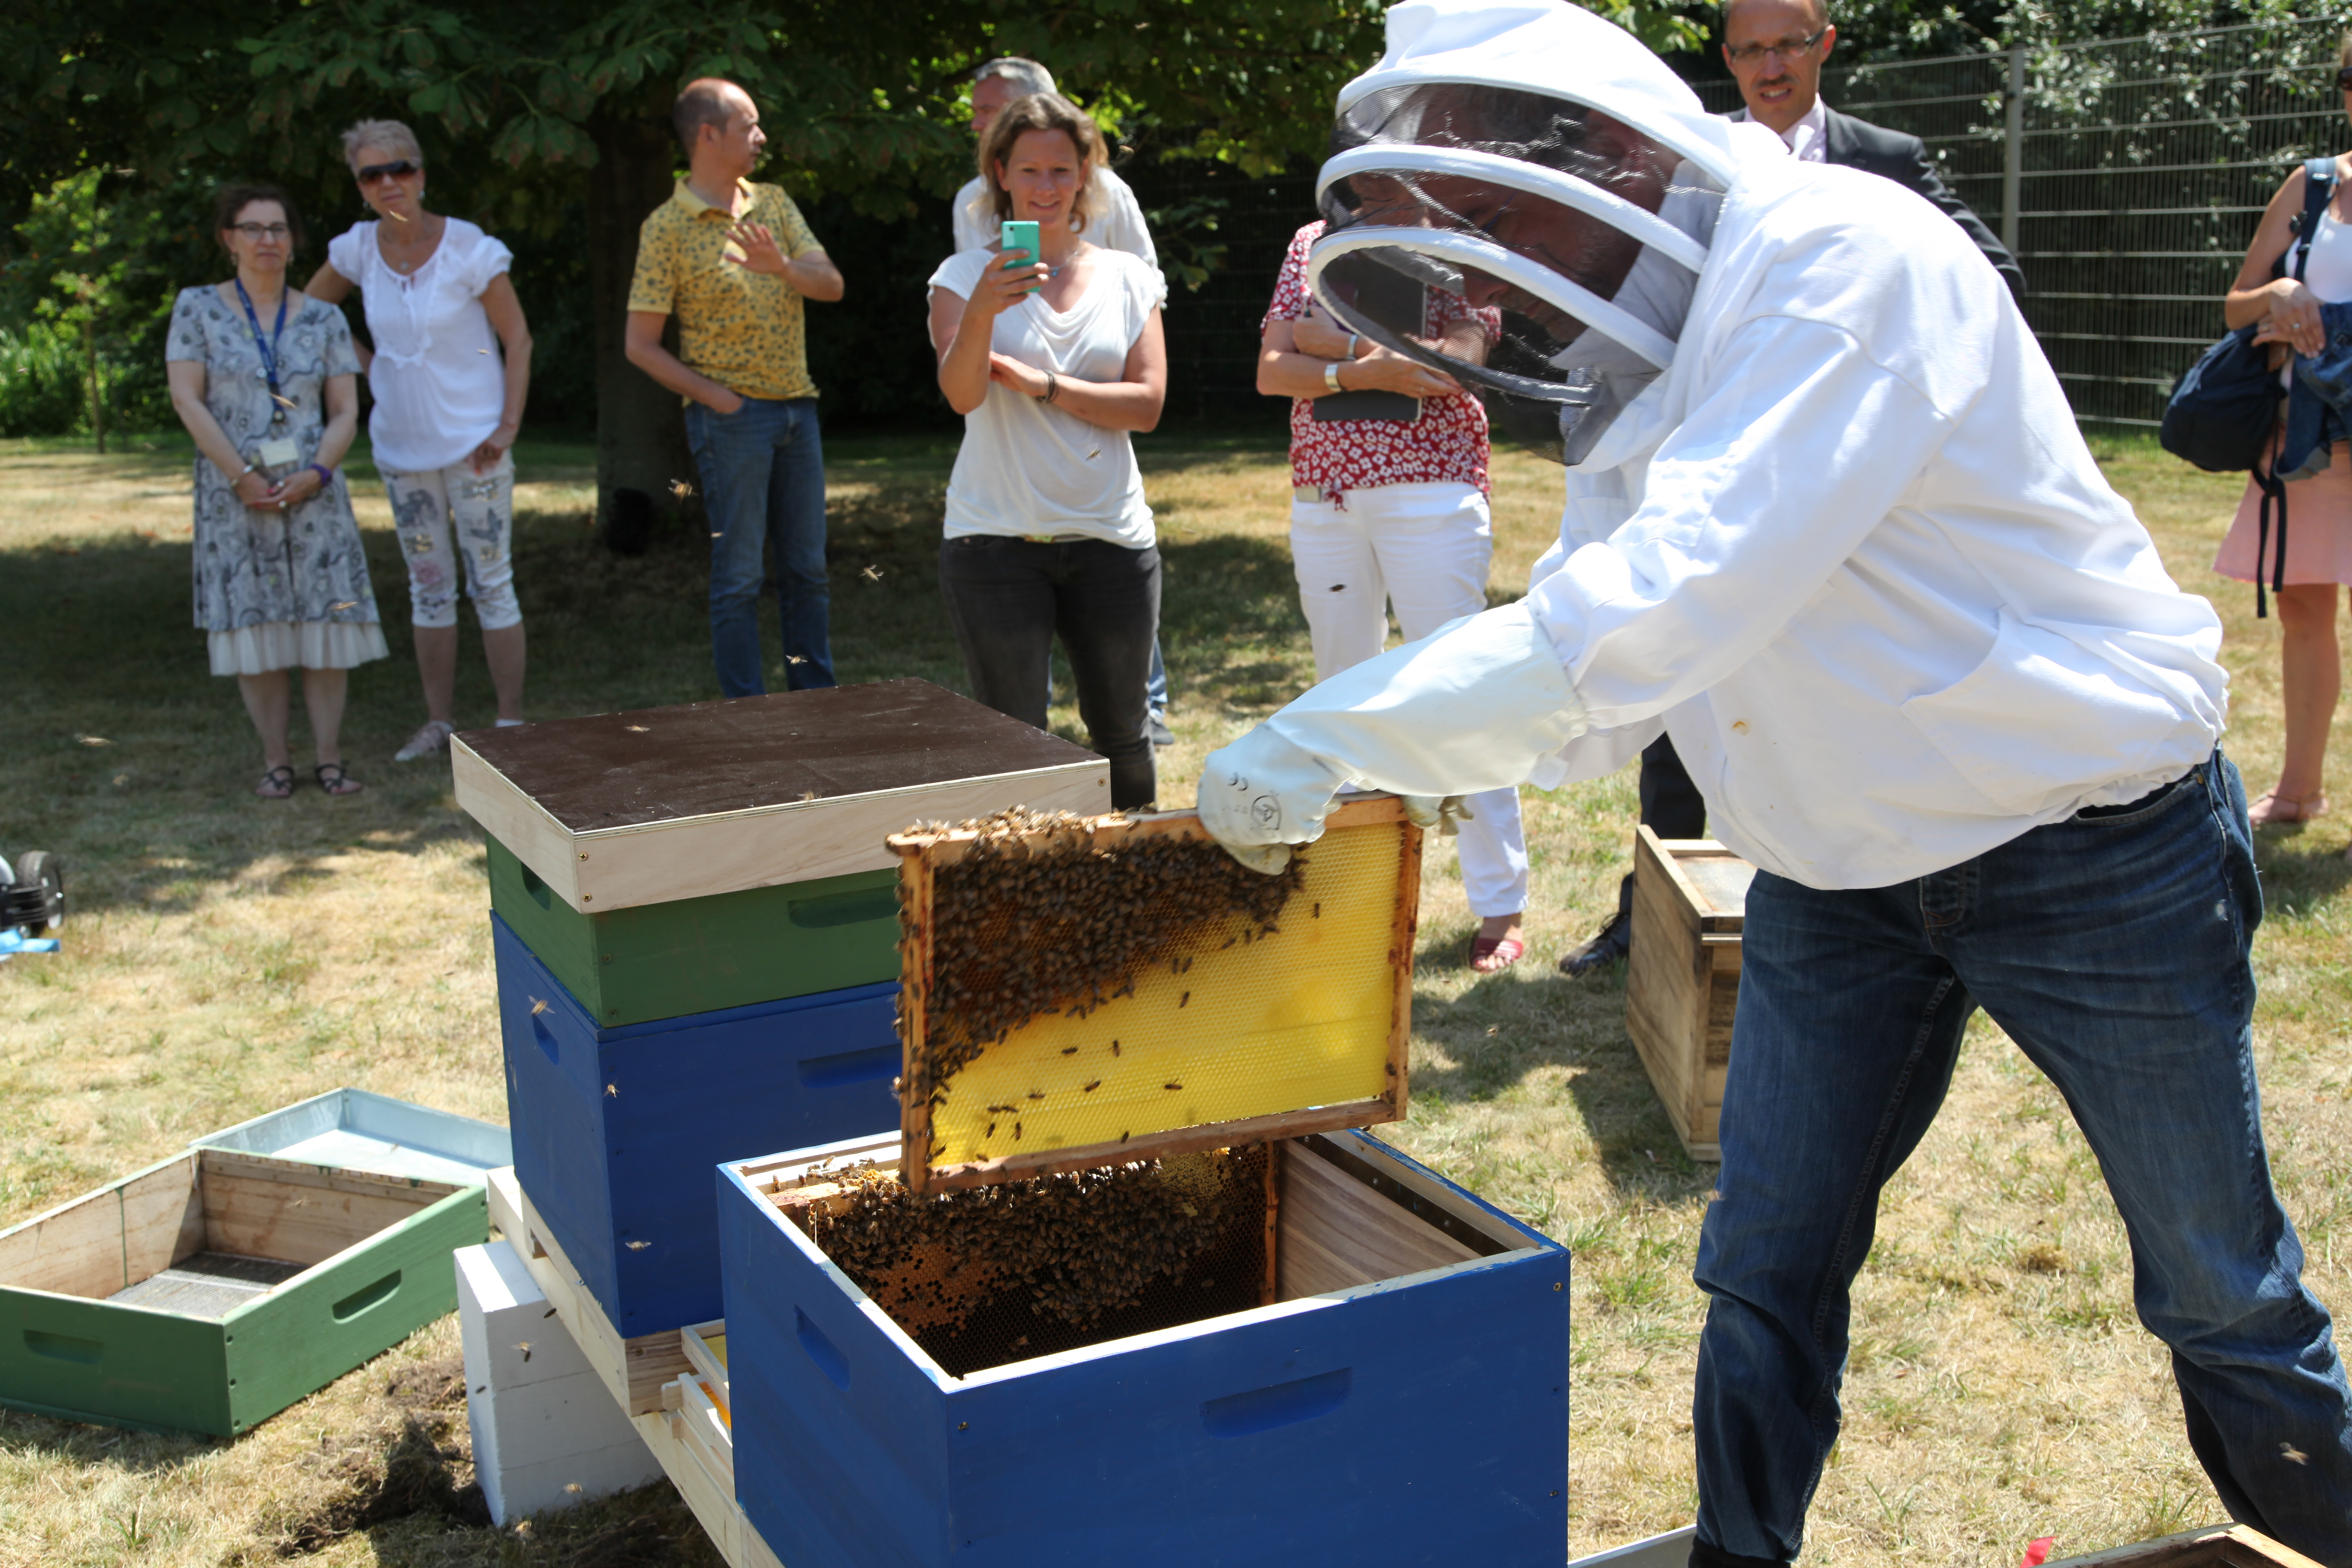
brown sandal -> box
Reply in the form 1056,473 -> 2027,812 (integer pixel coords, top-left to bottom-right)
314,761 -> 366,798
254,765 -> 296,799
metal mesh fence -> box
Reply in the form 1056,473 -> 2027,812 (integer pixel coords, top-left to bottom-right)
1700,20 -> 2352,427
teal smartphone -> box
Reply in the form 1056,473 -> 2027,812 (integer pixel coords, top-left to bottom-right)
1000,220 -> 1040,291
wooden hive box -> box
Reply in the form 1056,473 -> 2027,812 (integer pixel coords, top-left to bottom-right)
0,1107 -> 499,1436
2047,1527 -> 2322,1566
485,833 -> 902,1028
1623,828 -> 1756,1163
717,1129 -> 1568,1568
495,915 -> 901,1338
453,678 -> 1110,921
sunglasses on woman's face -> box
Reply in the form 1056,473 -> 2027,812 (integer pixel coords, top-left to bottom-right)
356,160 -> 420,185
2337,66 -> 2352,90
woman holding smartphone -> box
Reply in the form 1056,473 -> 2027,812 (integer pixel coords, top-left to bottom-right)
927,92 -> 1168,810
307,119 -> 534,763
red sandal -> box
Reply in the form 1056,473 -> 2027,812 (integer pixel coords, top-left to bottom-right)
1470,935 -> 1525,974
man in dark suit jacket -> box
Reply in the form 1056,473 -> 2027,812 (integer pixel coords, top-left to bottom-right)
1560,0 -> 2024,975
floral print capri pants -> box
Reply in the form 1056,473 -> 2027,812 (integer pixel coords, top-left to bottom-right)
384,451 -> 521,629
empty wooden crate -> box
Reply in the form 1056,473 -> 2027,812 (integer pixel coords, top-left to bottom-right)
1623,827 -> 1756,1163
718,1129 -> 1568,1568
0,1147 -> 488,1435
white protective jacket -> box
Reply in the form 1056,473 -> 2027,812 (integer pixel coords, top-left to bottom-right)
1202,0 -> 2227,891
1519,151 -> 2226,887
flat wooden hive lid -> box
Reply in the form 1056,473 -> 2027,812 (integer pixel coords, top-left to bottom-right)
456,679 -> 1094,832
889,797 -> 1423,1191
452,680 -> 1110,912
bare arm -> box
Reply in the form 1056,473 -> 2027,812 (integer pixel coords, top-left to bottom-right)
302,263 -> 374,375
928,254 -> 1050,416
1257,314 -> 1463,400
471,273 -> 534,472
988,309 -> 1168,434
624,310 -> 742,413
2227,166 -> 2327,356
167,359 -> 277,509
727,221 -> 844,301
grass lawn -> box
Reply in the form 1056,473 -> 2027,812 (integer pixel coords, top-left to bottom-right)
0,425 -> 2345,1566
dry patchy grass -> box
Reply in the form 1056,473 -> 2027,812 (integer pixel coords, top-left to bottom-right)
0,429 -> 2344,1565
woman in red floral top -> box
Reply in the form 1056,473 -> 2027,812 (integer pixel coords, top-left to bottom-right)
1257,219 -> 1530,972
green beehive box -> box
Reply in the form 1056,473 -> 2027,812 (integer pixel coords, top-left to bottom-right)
485,834 -> 901,1026
0,1147 -> 488,1437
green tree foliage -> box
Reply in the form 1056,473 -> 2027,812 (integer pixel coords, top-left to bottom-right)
0,171 -> 180,440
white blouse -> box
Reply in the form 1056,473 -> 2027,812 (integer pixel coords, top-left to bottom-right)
326,218 -> 513,474
927,247 -> 1166,549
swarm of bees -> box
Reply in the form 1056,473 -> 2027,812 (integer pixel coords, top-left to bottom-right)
803,1147 -> 1267,1375
895,807 -> 1309,1096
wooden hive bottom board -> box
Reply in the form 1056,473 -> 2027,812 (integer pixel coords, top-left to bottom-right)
0,1148 -> 485,1435
722,1129 -> 1570,1568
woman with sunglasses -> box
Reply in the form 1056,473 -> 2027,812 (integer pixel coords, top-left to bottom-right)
166,183 -> 385,799
2218,50 -> 2352,841
307,119 -> 534,762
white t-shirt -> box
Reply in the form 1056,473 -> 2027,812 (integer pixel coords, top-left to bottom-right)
325,217 -> 514,474
951,167 -> 1159,276
927,247 -> 1166,548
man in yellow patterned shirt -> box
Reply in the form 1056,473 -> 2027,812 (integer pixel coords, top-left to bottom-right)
626,77 -> 845,698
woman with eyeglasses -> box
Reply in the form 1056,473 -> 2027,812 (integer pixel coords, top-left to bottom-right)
167,183 -> 385,799
307,119 -> 534,762
2219,47 -> 2352,838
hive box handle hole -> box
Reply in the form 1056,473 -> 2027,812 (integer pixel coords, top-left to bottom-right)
796,1308 -> 851,1391
519,863 -> 554,910
797,1046 -> 897,1088
24,1330 -> 102,1365
531,1011 -> 559,1064
332,1271 -> 402,1323
1201,1368 -> 1351,1437
787,887 -> 898,929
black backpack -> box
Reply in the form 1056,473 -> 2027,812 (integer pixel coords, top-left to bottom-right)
2158,155 -> 2335,614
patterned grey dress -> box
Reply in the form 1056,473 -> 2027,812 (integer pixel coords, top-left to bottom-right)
165,284 -> 387,674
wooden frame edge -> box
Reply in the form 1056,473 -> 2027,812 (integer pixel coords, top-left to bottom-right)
914,1102 -> 1396,1191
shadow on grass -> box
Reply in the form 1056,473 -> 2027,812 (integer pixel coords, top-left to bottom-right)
1406,965 -> 1715,1199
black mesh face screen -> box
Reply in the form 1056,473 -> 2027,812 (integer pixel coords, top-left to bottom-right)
801,1147 -> 1271,1379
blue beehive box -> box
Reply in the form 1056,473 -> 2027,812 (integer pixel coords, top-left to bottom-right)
719,1128 -> 1569,1568
494,913 -> 900,1338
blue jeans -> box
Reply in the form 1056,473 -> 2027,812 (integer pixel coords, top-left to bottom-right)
937,534 -> 1159,810
1691,753 -> 2352,1568
684,396 -> 834,698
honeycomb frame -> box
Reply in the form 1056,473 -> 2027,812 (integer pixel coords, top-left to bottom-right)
888,797 -> 1421,1193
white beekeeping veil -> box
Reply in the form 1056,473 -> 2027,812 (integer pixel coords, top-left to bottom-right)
1311,0 -> 1757,464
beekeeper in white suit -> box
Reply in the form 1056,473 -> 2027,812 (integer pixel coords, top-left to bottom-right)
1196,2 -> 2352,1562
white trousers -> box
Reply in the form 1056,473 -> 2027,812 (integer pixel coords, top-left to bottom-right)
383,452 -> 521,630
1289,481 -> 1529,916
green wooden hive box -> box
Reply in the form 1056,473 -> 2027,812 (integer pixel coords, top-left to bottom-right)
485,835 -> 901,1026
454,679 -> 1110,1026
0,1091 -> 507,1437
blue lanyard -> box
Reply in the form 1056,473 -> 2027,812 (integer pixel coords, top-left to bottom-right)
232,278 -> 288,403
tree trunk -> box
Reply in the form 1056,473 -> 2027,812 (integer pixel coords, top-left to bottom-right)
84,314 -> 105,456
588,108 -> 697,535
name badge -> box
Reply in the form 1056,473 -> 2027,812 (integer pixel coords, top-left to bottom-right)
255,436 -> 300,469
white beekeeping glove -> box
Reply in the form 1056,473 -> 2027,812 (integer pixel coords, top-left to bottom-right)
1198,602 -> 1587,872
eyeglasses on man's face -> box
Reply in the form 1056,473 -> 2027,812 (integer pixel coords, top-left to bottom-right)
356,160 -> 420,185
1728,27 -> 1830,67
230,223 -> 293,239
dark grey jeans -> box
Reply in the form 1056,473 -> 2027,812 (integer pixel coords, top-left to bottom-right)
937,533 -> 1160,810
